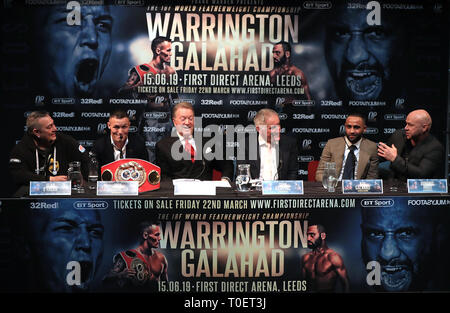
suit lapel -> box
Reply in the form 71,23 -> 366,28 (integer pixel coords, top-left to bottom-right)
335,138 -> 346,176
107,137 -> 115,164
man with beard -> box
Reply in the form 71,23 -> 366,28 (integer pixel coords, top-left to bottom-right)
32,5 -> 113,97
377,109 -> 444,180
103,221 -> 168,290
301,224 -> 350,292
269,41 -> 311,110
315,112 -> 378,181
361,206 -> 438,291
324,1 -> 407,106
25,208 -> 104,292
119,36 -> 178,162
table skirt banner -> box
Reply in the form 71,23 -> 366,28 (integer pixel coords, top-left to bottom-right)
1,196 -> 449,294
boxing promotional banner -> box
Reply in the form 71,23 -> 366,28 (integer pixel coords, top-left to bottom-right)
1,0 -> 448,196
1,196 -> 449,295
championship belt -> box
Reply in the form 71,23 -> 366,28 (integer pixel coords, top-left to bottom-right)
118,250 -> 150,286
100,159 -> 160,193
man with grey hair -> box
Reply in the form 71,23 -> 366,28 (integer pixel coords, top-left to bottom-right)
237,108 -> 299,181
9,111 -> 89,196
155,102 -> 233,181
378,109 -> 444,180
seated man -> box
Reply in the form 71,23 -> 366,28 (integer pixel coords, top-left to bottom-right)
237,108 -> 299,180
316,113 -> 378,182
9,111 -> 89,195
377,109 -> 444,180
93,109 -> 148,167
155,102 -> 233,181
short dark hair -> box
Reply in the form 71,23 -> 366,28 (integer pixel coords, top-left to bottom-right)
151,36 -> 172,54
109,109 -> 129,120
347,112 -> 367,125
275,41 -> 291,54
138,221 -> 160,243
311,224 -> 326,235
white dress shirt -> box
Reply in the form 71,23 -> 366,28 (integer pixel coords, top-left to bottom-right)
259,134 -> 278,181
338,137 -> 362,180
176,132 -> 197,154
110,136 -> 128,161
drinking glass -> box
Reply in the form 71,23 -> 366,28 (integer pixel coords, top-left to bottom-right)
322,162 -> 338,192
236,164 -> 251,192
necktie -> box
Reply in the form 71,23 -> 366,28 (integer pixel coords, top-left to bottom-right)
342,145 -> 357,179
185,141 -> 195,163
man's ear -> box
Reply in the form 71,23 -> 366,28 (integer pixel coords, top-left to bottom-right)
107,121 -> 111,130
321,233 -> 326,240
143,232 -> 148,240
285,51 -> 291,59
32,128 -> 40,138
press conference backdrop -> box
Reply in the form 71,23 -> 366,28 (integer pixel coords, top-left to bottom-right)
1,0 -> 449,196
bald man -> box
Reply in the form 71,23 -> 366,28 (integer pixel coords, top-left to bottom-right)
378,109 -> 444,180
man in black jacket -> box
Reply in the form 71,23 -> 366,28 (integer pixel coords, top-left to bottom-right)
378,109 -> 444,180
9,111 -> 89,196
155,102 -> 233,181
93,110 -> 148,167
237,108 -> 299,181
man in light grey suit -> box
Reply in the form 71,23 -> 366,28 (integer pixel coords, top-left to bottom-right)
315,113 -> 378,182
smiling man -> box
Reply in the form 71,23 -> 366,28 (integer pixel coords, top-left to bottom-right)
33,5 -> 113,97
324,1 -> 407,105
316,112 -> 378,181
93,109 -> 148,167
9,111 -> 89,196
155,102 -> 233,181
377,109 -> 444,180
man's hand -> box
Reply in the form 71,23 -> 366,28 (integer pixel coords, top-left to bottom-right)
377,142 -> 397,162
49,175 -> 68,181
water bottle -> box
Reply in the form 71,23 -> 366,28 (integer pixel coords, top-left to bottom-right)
68,161 -> 84,193
88,151 -> 98,191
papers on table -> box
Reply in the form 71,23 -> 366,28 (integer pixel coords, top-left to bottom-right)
172,179 -> 231,196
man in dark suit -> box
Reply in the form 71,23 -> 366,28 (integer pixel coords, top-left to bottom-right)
155,102 -> 233,181
93,110 -> 148,167
378,109 -> 444,180
316,112 -> 378,182
237,108 -> 299,181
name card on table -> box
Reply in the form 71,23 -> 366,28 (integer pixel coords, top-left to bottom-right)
30,181 -> 71,196
407,179 -> 448,193
173,180 -> 216,196
262,180 -> 304,195
342,179 -> 383,194
97,181 -> 139,196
